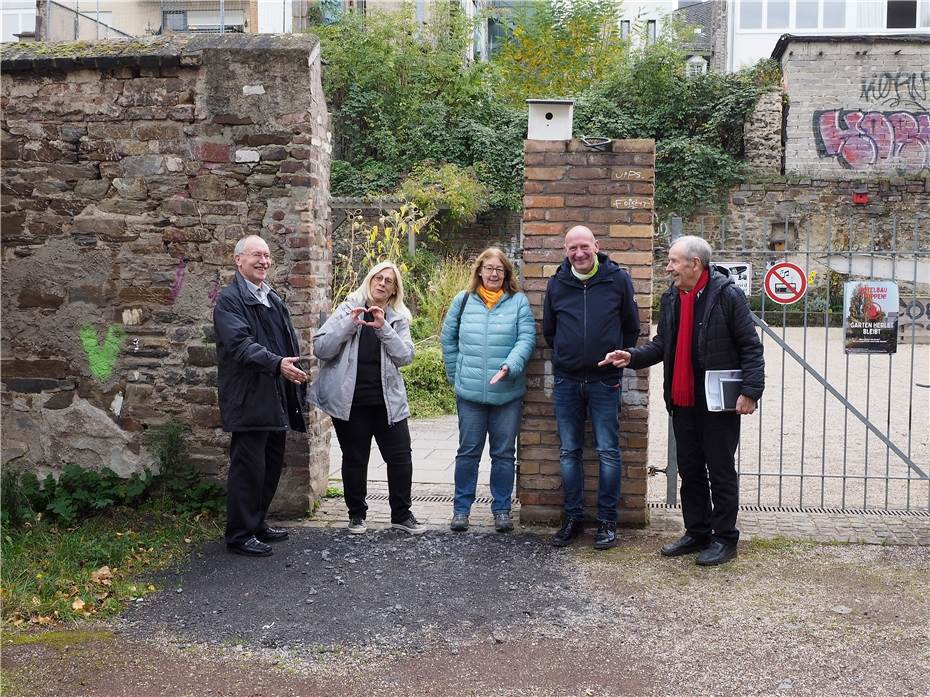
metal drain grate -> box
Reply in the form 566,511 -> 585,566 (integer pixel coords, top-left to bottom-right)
369,493 -> 511,506
649,502 -> 930,518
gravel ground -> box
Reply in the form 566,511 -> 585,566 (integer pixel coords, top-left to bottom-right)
3,528 -> 928,697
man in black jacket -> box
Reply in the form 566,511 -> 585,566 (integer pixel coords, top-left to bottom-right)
601,235 -> 764,566
214,235 -> 308,557
543,226 -> 640,550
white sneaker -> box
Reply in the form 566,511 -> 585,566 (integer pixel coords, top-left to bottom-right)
391,514 -> 426,535
347,517 -> 367,534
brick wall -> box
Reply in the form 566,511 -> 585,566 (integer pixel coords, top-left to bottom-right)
782,37 -> 930,176
518,139 -> 654,527
0,34 -> 332,515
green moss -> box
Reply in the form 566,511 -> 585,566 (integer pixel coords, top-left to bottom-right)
5,629 -> 113,649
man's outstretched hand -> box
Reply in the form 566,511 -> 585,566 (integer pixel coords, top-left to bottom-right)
598,350 -> 632,368
280,356 -> 308,385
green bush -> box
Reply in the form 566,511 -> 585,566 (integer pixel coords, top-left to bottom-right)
401,342 -> 456,418
398,162 -> 490,227
407,256 -> 473,341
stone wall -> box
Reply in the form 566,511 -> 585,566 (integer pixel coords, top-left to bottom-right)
743,87 -> 783,175
519,139 -> 654,527
781,36 -> 930,176
0,34 -> 332,515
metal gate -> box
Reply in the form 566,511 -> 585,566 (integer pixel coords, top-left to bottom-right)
659,215 -> 930,513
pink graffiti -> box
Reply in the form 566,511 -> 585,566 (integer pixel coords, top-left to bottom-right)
170,258 -> 187,303
814,109 -> 930,170
208,279 -> 220,307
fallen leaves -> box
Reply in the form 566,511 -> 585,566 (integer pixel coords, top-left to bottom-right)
90,566 -> 113,586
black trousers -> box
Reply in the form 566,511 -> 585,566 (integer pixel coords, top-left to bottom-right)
225,430 -> 286,545
332,403 -> 412,524
672,405 -> 741,543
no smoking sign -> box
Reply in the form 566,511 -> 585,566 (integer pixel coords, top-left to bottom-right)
764,262 -> 807,305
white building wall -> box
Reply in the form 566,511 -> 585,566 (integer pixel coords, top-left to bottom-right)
0,0 -> 36,41
727,0 -> 930,71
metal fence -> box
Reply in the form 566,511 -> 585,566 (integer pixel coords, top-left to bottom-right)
659,215 -> 930,513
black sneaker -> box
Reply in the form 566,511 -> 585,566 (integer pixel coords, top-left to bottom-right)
551,518 -> 584,547
593,520 -> 617,550
392,514 -> 427,535
347,517 -> 367,535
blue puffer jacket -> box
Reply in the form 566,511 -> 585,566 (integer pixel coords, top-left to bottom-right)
440,290 -> 537,406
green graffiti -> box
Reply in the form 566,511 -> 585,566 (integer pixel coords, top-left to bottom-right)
79,325 -> 127,380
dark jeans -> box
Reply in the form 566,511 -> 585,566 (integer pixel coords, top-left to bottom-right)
553,375 -> 623,522
332,403 -> 413,524
453,396 -> 522,515
225,430 -> 286,545
672,405 -> 741,543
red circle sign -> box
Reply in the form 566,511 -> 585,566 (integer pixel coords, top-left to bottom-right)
764,262 -> 807,305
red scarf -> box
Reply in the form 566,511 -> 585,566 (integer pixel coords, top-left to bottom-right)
671,269 -> 709,407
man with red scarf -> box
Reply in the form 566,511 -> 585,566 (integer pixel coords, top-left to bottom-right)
600,236 -> 764,566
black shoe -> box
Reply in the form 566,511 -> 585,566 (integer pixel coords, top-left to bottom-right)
696,540 -> 738,566
593,520 -> 617,550
551,518 -> 584,547
256,526 -> 289,543
226,536 -> 273,557
660,534 -> 711,557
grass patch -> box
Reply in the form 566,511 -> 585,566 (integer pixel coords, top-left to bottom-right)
324,486 -> 343,498
401,341 -> 456,418
745,535 -> 816,552
4,629 -> 113,648
1,502 -> 221,628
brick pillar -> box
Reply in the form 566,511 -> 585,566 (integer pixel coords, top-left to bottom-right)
518,139 -> 655,527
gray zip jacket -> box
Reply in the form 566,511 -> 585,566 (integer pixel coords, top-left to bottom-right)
307,301 -> 415,425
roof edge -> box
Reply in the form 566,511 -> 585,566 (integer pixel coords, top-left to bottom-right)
771,32 -> 930,61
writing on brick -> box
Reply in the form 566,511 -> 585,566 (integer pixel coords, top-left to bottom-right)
813,108 -> 930,170
860,70 -> 928,110
613,169 -> 643,180
611,197 -> 651,209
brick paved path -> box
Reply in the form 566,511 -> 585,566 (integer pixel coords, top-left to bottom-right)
312,416 -> 930,546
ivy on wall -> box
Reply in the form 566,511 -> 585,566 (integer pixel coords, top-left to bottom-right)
308,1 -> 780,219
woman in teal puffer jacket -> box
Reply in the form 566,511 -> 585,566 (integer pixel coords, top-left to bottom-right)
440,247 -> 536,533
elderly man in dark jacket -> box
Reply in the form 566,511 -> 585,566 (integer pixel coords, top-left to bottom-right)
214,235 -> 308,557
602,235 -> 764,566
543,225 -> 641,550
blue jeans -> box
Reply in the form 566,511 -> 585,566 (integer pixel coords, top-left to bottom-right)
553,375 -> 623,522
453,396 -> 523,515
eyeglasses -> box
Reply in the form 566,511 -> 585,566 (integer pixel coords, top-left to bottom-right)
245,251 -> 272,260
372,273 -> 396,287
481,265 -> 505,275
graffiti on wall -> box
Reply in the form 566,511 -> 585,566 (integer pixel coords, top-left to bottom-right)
813,109 -> 930,170
80,324 -> 127,381
860,71 -> 928,110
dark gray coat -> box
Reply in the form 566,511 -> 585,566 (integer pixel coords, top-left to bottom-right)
628,267 -> 764,412
213,272 -> 307,433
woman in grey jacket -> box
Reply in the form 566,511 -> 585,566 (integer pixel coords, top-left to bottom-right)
440,248 -> 536,533
308,261 -> 425,535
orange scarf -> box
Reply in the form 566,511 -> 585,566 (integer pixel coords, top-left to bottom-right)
476,285 -> 504,309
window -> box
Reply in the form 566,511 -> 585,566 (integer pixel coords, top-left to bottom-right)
796,1 -> 819,28
823,0 -> 846,28
740,0 -> 763,28
646,19 -> 657,43
162,11 -> 187,31
767,0 -> 789,28
686,56 -> 707,77
678,0 -> 703,6
887,0 -> 917,27
620,20 -> 630,39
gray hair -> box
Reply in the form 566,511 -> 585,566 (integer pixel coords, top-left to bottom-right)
671,235 -> 712,268
234,235 -> 267,256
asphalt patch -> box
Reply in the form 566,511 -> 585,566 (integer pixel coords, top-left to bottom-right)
122,527 -> 591,655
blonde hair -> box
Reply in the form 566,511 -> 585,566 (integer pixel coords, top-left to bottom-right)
467,247 -> 519,295
345,260 -> 412,320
